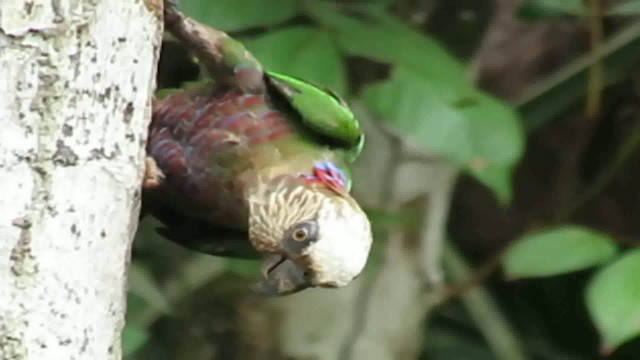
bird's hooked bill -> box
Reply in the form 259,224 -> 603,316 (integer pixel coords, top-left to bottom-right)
251,256 -> 310,296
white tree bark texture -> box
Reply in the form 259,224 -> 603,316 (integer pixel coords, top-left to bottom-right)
0,1 -> 162,359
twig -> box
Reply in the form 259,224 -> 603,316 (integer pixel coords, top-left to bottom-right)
586,0 -> 604,119
442,241 -> 528,360
439,246 -> 508,301
550,0 -> 606,220
446,137 -> 640,296
558,116 -> 640,220
130,255 -> 227,327
415,166 -> 458,289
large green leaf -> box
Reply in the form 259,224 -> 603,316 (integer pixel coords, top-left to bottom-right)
306,3 -> 469,88
586,249 -> 640,352
363,69 -> 472,162
180,0 -> 297,32
243,27 -> 347,95
457,92 -> 524,201
503,226 -> 618,279
363,67 -> 523,202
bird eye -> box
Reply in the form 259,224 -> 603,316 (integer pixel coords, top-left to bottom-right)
283,220 -> 319,256
292,228 -> 308,242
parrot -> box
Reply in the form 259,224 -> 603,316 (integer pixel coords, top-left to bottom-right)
141,1 -> 373,296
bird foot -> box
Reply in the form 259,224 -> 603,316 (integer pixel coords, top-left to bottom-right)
143,156 -> 165,189
163,0 -> 181,26
160,0 -> 265,94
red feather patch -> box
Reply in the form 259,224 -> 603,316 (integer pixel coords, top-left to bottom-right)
299,162 -> 348,194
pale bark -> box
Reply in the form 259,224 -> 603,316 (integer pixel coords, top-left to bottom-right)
0,1 -> 162,359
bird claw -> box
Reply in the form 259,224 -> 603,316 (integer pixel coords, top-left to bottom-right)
163,0 -> 180,24
143,156 -> 165,189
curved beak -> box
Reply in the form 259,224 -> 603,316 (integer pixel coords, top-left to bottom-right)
250,255 -> 311,296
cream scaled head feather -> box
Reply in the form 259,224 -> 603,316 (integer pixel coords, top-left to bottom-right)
247,174 -> 372,295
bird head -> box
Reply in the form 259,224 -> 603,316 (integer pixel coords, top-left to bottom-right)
247,174 -> 372,296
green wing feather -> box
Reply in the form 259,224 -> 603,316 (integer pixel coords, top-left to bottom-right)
266,71 -> 365,162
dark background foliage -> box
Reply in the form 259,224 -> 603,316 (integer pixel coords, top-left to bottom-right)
126,1 -> 640,359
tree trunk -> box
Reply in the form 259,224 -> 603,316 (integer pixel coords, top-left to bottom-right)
0,1 -> 162,359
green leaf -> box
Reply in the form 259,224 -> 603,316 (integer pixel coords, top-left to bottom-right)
457,92 -> 524,202
503,226 -> 618,279
180,0 -> 297,32
304,6 -> 523,201
517,0 -> 586,20
362,67 -> 523,203
243,27 -> 347,95
363,71 -> 471,161
122,324 -> 150,356
128,263 -> 170,314
608,1 -> 640,16
469,164 -> 516,204
307,4 -> 469,88
586,249 -> 640,352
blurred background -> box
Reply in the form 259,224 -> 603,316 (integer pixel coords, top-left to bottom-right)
126,0 -> 640,359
